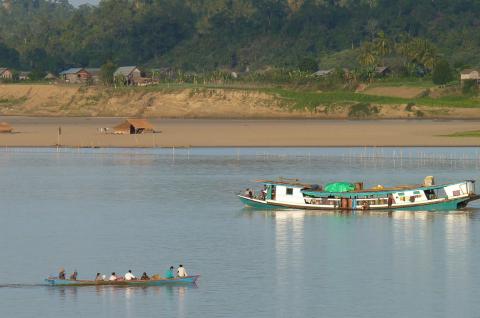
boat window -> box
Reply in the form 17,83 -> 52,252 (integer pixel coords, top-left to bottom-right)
286,188 -> 293,195
398,193 -> 405,196
414,191 -> 421,195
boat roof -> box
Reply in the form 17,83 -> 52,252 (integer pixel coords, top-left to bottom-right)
258,178 -> 471,197
302,183 -> 458,198
256,179 -> 316,188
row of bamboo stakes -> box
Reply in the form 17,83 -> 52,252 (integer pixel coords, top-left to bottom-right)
2,145 -> 480,167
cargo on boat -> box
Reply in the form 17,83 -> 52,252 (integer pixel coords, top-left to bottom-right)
44,275 -> 199,286
238,177 -> 479,211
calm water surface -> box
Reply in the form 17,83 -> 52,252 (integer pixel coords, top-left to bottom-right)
1,147 -> 480,318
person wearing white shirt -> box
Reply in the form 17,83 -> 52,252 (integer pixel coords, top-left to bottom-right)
177,265 -> 188,277
109,272 -> 117,281
124,270 -> 136,281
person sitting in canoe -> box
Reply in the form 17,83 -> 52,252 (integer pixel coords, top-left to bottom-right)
109,272 -> 117,281
69,270 -> 78,280
124,270 -> 136,281
165,266 -> 175,279
95,273 -> 102,281
177,265 -> 188,277
141,272 -> 150,280
58,268 -> 66,280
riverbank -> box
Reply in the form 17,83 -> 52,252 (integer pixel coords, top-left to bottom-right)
1,83 -> 480,120
0,117 -> 480,147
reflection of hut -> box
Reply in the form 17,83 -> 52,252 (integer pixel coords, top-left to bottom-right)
113,119 -> 154,134
0,122 -> 13,133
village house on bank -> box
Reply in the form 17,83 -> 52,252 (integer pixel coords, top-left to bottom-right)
85,68 -> 101,83
460,69 -> 480,84
0,67 -> 13,80
59,68 -> 92,84
114,66 -> 142,85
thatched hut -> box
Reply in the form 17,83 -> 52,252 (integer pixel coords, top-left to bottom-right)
113,119 -> 155,134
0,122 -> 13,133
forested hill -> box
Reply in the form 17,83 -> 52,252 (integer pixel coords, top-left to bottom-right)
0,0 -> 480,72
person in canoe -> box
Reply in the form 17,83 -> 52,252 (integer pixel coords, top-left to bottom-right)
58,268 -> 66,280
69,270 -> 78,280
109,272 -> 117,281
124,270 -> 136,281
177,265 -> 188,277
95,273 -> 102,281
165,266 -> 175,279
141,272 -> 150,280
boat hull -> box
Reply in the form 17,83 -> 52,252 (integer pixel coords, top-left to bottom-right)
45,276 -> 199,286
238,195 -> 478,212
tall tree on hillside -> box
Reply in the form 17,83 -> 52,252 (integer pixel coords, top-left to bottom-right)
432,59 -> 453,85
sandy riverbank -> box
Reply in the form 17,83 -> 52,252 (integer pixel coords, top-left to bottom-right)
0,117 -> 479,147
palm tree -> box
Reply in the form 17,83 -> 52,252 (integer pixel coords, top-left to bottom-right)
373,32 -> 392,66
358,42 -> 377,66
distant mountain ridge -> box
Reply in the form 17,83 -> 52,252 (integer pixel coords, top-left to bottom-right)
0,0 -> 479,72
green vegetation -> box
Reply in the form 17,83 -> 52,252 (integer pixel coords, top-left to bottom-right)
348,103 -> 380,118
0,0 -> 480,73
298,58 -> 319,73
432,60 -> 453,85
443,130 -> 480,137
100,61 -> 117,85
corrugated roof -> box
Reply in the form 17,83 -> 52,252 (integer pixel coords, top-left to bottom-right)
85,68 -> 101,75
0,67 -> 9,74
59,68 -> 84,75
313,69 -> 334,76
114,66 -> 139,77
460,69 -> 479,75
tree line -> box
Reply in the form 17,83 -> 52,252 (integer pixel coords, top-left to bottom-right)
0,0 -> 479,76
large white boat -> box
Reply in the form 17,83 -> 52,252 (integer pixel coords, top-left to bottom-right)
238,178 -> 479,211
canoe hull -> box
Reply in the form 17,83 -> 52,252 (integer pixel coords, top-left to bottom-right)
238,195 -> 478,212
45,276 -> 199,286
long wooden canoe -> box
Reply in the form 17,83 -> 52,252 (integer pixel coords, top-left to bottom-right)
45,275 -> 199,286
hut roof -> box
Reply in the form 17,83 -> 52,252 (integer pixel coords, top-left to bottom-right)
113,119 -> 154,133
460,69 -> 480,75
375,66 -> 390,74
0,67 -> 9,75
114,66 -> 139,77
59,68 -> 84,75
312,69 -> 334,77
0,122 -> 13,133
44,72 -> 58,80
85,68 -> 101,76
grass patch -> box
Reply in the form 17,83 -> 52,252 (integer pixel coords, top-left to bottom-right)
0,97 -> 27,106
369,78 -> 436,88
443,130 -> 480,137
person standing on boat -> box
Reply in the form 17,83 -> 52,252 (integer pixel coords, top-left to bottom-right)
124,270 -> 136,281
388,194 -> 394,207
177,265 -> 188,277
58,268 -> 66,280
165,266 -> 175,279
69,270 -> 78,280
109,272 -> 117,281
261,186 -> 268,200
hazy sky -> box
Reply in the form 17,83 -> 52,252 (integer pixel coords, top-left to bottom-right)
70,0 -> 99,6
